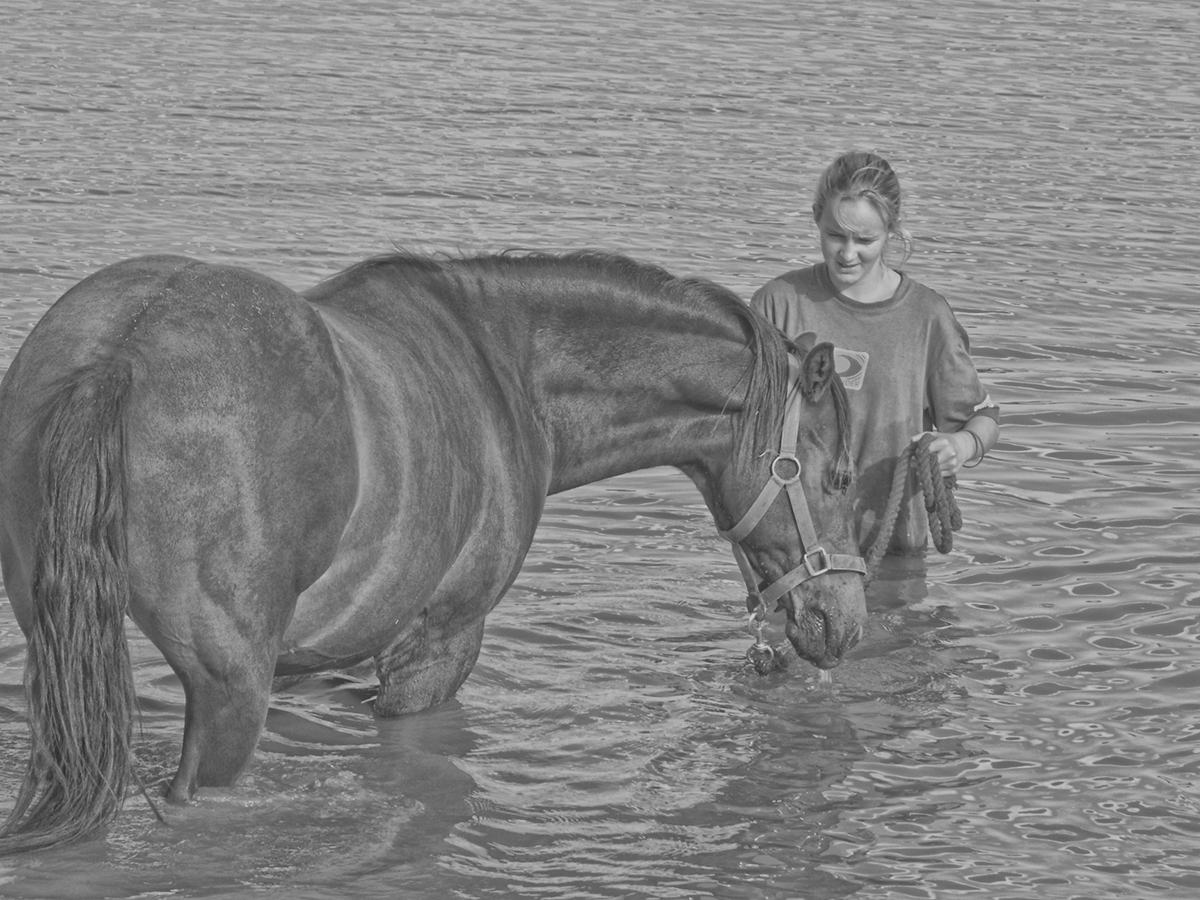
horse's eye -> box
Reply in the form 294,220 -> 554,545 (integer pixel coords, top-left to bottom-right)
828,468 -> 852,493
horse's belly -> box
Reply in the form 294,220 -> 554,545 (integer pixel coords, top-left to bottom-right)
276,487 -> 544,675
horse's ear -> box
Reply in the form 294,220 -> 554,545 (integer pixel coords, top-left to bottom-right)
789,330 -> 818,355
801,341 -> 837,402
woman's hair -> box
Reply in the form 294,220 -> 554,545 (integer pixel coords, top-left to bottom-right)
812,151 -> 913,265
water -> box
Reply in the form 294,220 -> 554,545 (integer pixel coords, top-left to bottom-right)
1,0 -> 1198,897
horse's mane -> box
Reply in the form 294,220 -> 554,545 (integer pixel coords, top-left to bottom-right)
326,250 -> 849,478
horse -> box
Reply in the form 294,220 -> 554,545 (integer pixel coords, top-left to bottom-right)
0,250 -> 866,852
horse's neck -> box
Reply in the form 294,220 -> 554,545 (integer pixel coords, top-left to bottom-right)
530,302 -> 750,494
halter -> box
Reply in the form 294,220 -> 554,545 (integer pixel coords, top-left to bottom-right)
718,354 -> 866,620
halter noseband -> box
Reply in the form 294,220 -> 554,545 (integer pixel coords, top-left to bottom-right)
718,354 -> 866,616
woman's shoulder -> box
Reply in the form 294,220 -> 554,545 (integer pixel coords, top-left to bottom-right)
896,274 -> 960,319
895,275 -> 975,351
752,264 -> 822,303
750,265 -> 826,335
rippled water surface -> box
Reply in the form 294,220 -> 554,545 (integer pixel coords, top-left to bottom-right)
1,1 -> 1198,897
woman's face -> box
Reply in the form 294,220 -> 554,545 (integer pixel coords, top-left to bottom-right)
816,196 -> 891,295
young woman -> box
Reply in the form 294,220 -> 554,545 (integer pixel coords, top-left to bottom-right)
752,151 -> 999,557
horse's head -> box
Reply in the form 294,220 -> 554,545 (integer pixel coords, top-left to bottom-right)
709,340 -> 867,670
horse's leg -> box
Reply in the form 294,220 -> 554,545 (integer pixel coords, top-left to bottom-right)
165,626 -> 282,802
125,546 -> 304,803
127,388 -> 353,800
373,610 -> 487,716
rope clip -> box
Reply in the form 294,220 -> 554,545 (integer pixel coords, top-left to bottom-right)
745,611 -> 783,675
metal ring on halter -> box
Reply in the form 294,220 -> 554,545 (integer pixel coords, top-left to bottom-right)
803,547 -> 832,577
770,453 -> 801,485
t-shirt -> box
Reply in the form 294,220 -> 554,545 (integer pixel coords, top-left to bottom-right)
751,263 -> 998,555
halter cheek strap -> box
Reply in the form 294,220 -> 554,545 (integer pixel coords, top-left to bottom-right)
718,357 -> 866,612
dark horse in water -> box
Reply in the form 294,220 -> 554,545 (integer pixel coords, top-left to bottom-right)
0,250 -> 866,851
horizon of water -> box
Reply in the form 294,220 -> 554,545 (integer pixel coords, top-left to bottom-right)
1,1 -> 1198,898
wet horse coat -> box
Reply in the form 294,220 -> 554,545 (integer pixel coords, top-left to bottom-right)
0,251 -> 865,850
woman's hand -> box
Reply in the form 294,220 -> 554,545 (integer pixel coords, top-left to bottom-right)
910,430 -> 980,477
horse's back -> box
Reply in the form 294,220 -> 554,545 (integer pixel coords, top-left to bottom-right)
0,255 -> 357,637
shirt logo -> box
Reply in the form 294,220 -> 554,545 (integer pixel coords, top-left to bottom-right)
833,348 -> 869,390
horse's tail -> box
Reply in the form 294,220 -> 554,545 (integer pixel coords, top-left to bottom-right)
0,360 -> 139,853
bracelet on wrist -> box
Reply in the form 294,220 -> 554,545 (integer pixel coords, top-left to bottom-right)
963,430 -> 985,468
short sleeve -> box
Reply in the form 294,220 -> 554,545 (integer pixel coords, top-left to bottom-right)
927,310 -> 998,432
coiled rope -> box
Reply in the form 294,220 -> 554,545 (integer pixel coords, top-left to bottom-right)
864,433 -> 962,581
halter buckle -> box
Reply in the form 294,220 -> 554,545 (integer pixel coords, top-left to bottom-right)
803,547 -> 832,577
770,452 -> 802,485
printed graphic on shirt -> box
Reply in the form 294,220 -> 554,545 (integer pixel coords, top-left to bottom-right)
833,347 -> 869,391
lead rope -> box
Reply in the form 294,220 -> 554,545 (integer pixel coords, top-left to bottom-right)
863,433 -> 962,582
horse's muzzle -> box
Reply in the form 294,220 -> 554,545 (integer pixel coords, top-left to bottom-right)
783,578 -> 866,669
